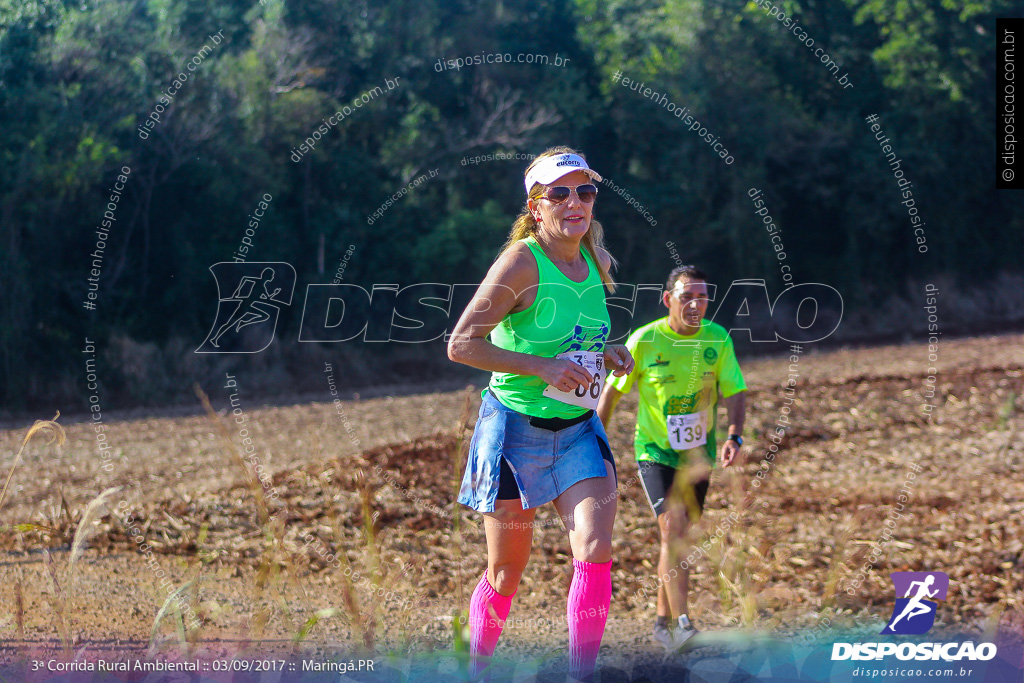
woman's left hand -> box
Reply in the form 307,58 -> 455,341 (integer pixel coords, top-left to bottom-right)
603,345 -> 634,377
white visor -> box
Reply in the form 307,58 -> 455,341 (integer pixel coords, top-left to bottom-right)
524,153 -> 602,194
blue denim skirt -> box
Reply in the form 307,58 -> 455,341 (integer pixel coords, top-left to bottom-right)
458,390 -> 617,513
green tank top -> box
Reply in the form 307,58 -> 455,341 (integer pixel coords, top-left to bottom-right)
488,236 -> 611,418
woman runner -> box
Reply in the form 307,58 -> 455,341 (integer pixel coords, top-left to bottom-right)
448,147 -> 634,681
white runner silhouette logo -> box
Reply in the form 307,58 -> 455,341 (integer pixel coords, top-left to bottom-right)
881,571 -> 948,635
196,262 -> 296,354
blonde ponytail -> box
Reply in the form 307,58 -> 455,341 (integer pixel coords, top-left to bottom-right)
500,146 -> 617,293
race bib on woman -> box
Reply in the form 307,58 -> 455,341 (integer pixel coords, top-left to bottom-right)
667,411 -> 708,450
543,351 -> 604,410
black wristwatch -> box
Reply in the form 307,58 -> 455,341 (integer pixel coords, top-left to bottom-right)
728,434 -> 743,446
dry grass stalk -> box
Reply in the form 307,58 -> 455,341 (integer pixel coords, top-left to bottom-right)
194,383 -> 295,647
245,518 -> 304,651
193,383 -> 270,526
247,606 -> 274,644
445,388 -> 475,659
451,388 -> 474,615
14,577 -> 25,638
822,517 -> 858,607
293,607 -> 339,645
34,487 -> 120,656
185,568 -> 203,649
323,511 -> 367,644
149,578 -> 197,656
66,487 -> 120,638
0,413 -> 66,515
41,549 -> 71,656
357,475 -> 383,647
302,507 -> 376,649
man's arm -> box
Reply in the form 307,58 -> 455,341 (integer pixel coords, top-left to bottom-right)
724,390 -> 746,436
597,384 -> 624,428
719,390 -> 746,467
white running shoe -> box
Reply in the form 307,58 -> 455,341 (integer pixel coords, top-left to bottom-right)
664,615 -> 699,655
652,621 -> 675,650
653,615 -> 700,653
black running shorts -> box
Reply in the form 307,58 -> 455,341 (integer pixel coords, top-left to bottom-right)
638,461 -> 709,518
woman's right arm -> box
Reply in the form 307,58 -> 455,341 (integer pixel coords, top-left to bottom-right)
446,245 -> 593,389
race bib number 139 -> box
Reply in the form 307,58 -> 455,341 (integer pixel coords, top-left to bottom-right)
667,412 -> 708,450
543,351 -> 603,410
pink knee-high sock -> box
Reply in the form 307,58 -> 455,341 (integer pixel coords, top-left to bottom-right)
567,558 -> 612,681
469,571 -> 515,677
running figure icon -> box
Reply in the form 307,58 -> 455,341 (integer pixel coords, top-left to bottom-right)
210,267 -> 282,348
196,261 -> 296,354
886,575 -> 939,630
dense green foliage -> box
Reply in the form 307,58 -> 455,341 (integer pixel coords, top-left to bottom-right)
1,0 -> 1019,410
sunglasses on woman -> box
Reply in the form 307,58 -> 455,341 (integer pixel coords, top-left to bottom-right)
538,184 -> 599,204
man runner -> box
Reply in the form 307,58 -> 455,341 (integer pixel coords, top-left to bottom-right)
597,264 -> 747,652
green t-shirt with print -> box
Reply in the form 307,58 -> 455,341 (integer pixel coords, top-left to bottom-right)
606,317 -> 746,469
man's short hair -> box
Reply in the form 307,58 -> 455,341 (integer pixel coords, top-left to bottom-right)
665,265 -> 709,290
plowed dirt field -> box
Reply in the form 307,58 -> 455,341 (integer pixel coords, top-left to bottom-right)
1,334 -> 1022,663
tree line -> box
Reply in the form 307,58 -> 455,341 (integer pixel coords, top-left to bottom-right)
1,0 -> 1020,412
